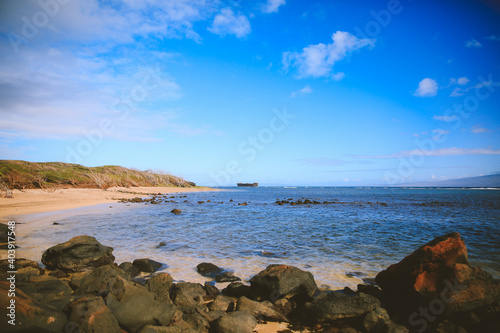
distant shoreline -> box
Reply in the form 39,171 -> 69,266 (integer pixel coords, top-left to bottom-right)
0,186 -> 220,221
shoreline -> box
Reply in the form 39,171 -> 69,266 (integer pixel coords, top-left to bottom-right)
0,186 -> 220,222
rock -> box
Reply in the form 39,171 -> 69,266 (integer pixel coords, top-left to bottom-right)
49,269 -> 69,278
215,271 -> 241,283
236,296 -> 288,322
362,306 -> 408,333
69,271 -> 91,290
41,235 -> 115,272
197,262 -> 223,277
170,282 -> 207,307
106,276 -> 177,333
196,262 -> 241,283
209,294 -> 235,312
178,305 -> 210,332
75,264 -> 130,296
67,296 -> 121,333
309,291 -> 380,322
250,264 -> 317,301
17,274 -> 73,303
0,258 -> 44,278
171,209 -> 182,215
0,281 -> 67,332
212,311 -> 258,333
133,258 -> 163,273
375,232 -> 500,315
146,272 -> 174,303
138,325 -> 197,333
222,282 -> 254,299
0,223 -> 10,249
119,261 -> 141,277
204,282 -> 220,299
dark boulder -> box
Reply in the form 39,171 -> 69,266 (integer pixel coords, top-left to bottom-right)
196,262 -> 241,283
170,282 -> 207,307
133,258 -> 163,273
0,258 -> 44,278
250,264 -> 316,301
171,209 -> 182,215
197,262 -> 223,278
146,272 -> 174,303
41,235 -> 115,272
209,294 -> 235,312
203,281 -> 220,299
17,274 -> 72,303
105,276 -> 177,333
0,223 -> 10,249
75,264 -> 130,296
138,326 -> 198,333
67,296 -> 121,333
236,296 -> 288,322
119,261 -> 141,277
309,291 -> 380,322
212,311 -> 257,333
0,281 -> 67,332
221,282 -> 254,299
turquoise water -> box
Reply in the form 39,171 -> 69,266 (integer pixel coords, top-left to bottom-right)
17,187 -> 500,289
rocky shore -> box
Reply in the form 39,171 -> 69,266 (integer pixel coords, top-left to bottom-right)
1,232 -> 499,332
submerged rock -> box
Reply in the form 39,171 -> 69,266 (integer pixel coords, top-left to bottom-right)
41,235 -> 115,272
196,262 -> 241,283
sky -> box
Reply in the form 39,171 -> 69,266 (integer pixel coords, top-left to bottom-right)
0,0 -> 499,186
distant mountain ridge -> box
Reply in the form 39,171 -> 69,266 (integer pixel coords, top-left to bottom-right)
400,174 -> 500,188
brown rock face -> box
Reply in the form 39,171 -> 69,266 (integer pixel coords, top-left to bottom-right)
376,232 -> 500,314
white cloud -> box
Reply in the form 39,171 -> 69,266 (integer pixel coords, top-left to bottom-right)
457,77 -> 470,85
332,72 -> 345,81
485,35 -> 500,41
433,115 -> 459,122
356,147 -> 500,159
466,39 -> 482,48
290,85 -> 313,97
471,125 -> 490,134
414,78 -> 438,97
282,31 -> 375,78
450,88 -> 463,97
208,8 -> 251,38
261,0 -> 286,13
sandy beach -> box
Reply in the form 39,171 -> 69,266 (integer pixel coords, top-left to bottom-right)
0,186 -> 219,221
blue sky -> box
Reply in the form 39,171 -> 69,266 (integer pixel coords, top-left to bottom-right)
0,0 -> 499,186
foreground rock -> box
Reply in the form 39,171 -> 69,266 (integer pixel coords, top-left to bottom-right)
0,281 -> 67,332
250,264 -> 317,301
376,232 -> 500,331
212,311 -> 257,333
106,276 -> 177,333
41,235 -> 115,272
8,232 -> 499,333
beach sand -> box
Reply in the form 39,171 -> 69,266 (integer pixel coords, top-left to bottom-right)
0,186 -> 219,221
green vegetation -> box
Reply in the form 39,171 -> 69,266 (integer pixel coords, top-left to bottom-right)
0,160 -> 194,190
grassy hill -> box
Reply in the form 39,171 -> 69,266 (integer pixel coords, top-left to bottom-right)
0,160 -> 194,190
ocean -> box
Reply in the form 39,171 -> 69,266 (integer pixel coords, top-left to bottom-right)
15,187 -> 500,289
